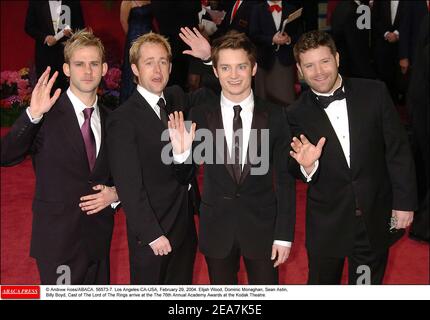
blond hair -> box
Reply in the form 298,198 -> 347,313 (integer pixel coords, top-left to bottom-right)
129,32 -> 172,66
64,28 -> 105,63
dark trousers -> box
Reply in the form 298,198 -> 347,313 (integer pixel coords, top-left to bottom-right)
128,228 -> 197,285
308,216 -> 389,285
36,254 -> 110,285
205,244 -> 278,285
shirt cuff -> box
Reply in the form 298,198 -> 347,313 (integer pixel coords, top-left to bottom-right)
300,160 -> 319,182
273,240 -> 292,248
394,30 -> 399,36
173,148 -> 191,164
111,201 -> 120,209
384,31 -> 389,39
26,107 -> 43,124
149,235 -> 163,246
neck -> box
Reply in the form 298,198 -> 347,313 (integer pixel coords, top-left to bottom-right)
328,74 -> 342,95
222,89 -> 252,104
70,87 -> 97,107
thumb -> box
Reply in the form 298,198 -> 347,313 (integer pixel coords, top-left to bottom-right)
182,50 -> 193,57
316,137 -> 326,150
271,246 -> 277,260
93,184 -> 104,191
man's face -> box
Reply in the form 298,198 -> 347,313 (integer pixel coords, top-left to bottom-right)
63,46 -> 107,96
297,46 -> 340,94
213,48 -> 257,103
131,42 -> 171,96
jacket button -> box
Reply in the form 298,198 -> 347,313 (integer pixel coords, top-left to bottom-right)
88,180 -> 93,184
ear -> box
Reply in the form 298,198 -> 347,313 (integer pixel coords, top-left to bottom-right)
212,67 -> 219,79
63,63 -> 70,77
252,63 -> 257,77
335,52 -> 340,68
296,62 -> 303,78
102,62 -> 108,76
131,64 -> 139,78
169,62 -> 172,74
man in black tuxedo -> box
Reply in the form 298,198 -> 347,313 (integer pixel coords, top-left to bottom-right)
106,33 -> 198,285
372,0 -> 406,103
25,0 -> 85,91
287,30 -> 417,284
1,30 -> 118,285
171,30 -> 296,284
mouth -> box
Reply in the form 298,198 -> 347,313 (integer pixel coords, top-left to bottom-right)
228,80 -> 242,86
152,76 -> 163,84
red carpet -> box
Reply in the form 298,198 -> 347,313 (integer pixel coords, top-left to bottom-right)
1,127 -> 428,284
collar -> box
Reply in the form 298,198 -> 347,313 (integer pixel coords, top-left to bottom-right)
66,88 -> 99,115
136,85 -> 166,107
221,90 -> 254,113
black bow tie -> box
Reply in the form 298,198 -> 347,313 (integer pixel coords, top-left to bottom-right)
315,86 -> 346,109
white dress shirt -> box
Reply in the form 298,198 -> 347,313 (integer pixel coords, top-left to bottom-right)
301,76 -> 350,181
49,0 -> 62,33
136,84 -> 166,120
268,1 -> 282,31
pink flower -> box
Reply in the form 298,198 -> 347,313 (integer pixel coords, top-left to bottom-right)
104,67 -> 121,90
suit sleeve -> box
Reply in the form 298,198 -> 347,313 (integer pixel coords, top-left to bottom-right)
107,115 -> 164,244
273,109 -> 296,242
379,82 -> 418,211
1,111 -> 41,166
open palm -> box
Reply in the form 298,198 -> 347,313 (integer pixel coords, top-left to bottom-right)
168,111 -> 196,155
290,134 -> 326,168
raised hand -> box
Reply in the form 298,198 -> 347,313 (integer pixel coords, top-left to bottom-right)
28,67 -> 61,119
289,134 -> 326,171
179,27 -> 212,61
168,111 -> 196,155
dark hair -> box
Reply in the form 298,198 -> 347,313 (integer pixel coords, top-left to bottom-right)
211,31 -> 257,68
293,30 -> 337,64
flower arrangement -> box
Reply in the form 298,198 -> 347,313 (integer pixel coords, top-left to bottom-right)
1,68 -> 32,127
98,66 -> 121,110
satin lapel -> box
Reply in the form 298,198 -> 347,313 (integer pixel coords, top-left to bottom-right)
56,94 -> 89,171
205,102 -> 236,184
264,2 -> 278,33
303,92 -> 350,172
92,105 -> 107,172
239,98 -> 268,185
343,78 -> 362,175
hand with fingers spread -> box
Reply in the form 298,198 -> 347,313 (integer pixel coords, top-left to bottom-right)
271,244 -> 291,268
179,27 -> 212,61
28,66 -> 62,119
150,236 -> 172,256
79,185 -> 119,215
168,111 -> 196,155
289,134 -> 326,174
391,210 -> 414,229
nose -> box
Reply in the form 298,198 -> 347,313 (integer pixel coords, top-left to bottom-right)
84,63 -> 92,74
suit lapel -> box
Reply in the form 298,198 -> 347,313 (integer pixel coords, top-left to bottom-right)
92,104 -> 107,173
239,97 -> 268,185
303,92 -> 351,172
344,78 -> 362,175
56,94 -> 89,171
206,100 -> 237,184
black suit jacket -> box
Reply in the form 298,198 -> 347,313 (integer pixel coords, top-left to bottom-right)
106,88 -> 195,250
331,1 -> 376,78
287,78 -> 417,257
25,0 -> 84,88
214,0 -> 258,38
184,94 -> 296,260
249,0 -> 303,69
399,0 -> 428,63
1,93 -> 114,264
